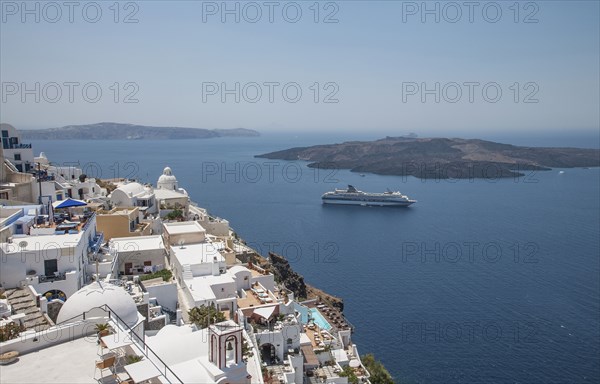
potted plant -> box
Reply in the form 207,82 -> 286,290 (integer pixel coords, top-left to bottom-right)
125,355 -> 143,365
95,323 -> 110,337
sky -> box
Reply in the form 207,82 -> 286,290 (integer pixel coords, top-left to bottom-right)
0,0 -> 599,138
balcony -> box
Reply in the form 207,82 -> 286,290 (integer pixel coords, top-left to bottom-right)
38,272 -> 67,283
88,231 -> 104,254
81,212 -> 96,232
27,270 -> 79,297
9,143 -> 32,149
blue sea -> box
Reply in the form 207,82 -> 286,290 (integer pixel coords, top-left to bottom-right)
32,133 -> 600,383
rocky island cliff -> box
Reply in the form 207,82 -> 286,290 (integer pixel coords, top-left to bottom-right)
21,122 -> 260,140
256,136 -> 600,179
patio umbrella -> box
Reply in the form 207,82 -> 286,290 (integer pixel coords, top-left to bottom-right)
48,201 -> 54,223
52,198 -> 87,209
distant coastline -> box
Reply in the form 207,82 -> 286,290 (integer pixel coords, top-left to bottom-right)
256,136 -> 600,179
20,122 -> 260,140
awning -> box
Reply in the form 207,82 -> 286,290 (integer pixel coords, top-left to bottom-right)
52,198 -> 87,209
253,306 -> 276,320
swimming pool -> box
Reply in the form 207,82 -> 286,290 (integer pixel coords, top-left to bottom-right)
309,308 -> 332,331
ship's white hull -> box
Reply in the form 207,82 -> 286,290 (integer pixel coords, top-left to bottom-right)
322,198 -> 415,207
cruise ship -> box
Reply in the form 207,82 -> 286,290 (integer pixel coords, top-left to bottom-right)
322,185 -> 416,207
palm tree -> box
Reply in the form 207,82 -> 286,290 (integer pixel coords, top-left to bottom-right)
95,323 -> 111,337
188,304 -> 226,328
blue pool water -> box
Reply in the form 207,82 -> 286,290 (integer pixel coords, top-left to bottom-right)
293,302 -> 333,331
310,308 -> 333,331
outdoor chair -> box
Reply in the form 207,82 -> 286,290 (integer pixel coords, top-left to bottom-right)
96,375 -> 118,384
95,355 -> 116,379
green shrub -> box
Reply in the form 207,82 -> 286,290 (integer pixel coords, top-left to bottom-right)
139,269 -> 172,282
165,209 -> 184,221
361,354 -> 395,384
125,355 -> 143,365
0,322 -> 25,342
188,304 -> 226,329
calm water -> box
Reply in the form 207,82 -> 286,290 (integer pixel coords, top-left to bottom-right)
32,134 -> 600,383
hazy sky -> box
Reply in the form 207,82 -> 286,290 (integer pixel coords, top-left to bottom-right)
1,1 -> 599,136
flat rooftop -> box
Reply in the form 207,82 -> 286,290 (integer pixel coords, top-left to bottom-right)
0,337 -> 98,383
110,235 -> 164,251
0,207 -> 21,218
100,208 -> 137,216
163,221 -> 205,235
171,242 -> 226,266
0,232 -> 81,253
185,274 -> 235,302
154,189 -> 187,199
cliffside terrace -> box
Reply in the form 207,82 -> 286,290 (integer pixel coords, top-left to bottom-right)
29,211 -> 97,235
237,285 -> 277,309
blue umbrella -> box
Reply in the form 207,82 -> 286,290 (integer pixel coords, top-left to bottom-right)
52,198 -> 87,209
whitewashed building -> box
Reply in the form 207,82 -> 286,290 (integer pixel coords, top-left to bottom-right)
0,213 -> 103,299
1,123 -> 34,173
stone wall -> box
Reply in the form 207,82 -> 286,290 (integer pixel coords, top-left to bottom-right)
146,317 -> 166,331
47,301 -> 63,323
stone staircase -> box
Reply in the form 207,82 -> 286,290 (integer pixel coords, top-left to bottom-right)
3,288 -> 51,331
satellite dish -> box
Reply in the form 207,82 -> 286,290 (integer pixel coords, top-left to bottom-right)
18,241 -> 28,249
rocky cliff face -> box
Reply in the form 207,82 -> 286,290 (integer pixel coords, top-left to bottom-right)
268,252 -> 344,312
269,252 -> 307,300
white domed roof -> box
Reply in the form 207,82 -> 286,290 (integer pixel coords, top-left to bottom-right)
115,182 -> 145,196
157,166 -> 178,190
57,282 -> 140,327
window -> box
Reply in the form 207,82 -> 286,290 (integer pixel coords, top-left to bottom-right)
14,153 -> 21,161
15,164 -> 22,172
1,130 -> 8,137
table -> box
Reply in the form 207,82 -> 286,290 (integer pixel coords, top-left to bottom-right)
116,372 -> 132,383
101,335 -> 134,350
124,360 -> 162,383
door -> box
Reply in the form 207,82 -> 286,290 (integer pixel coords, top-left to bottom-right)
44,259 -> 58,277
125,262 -> 133,275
